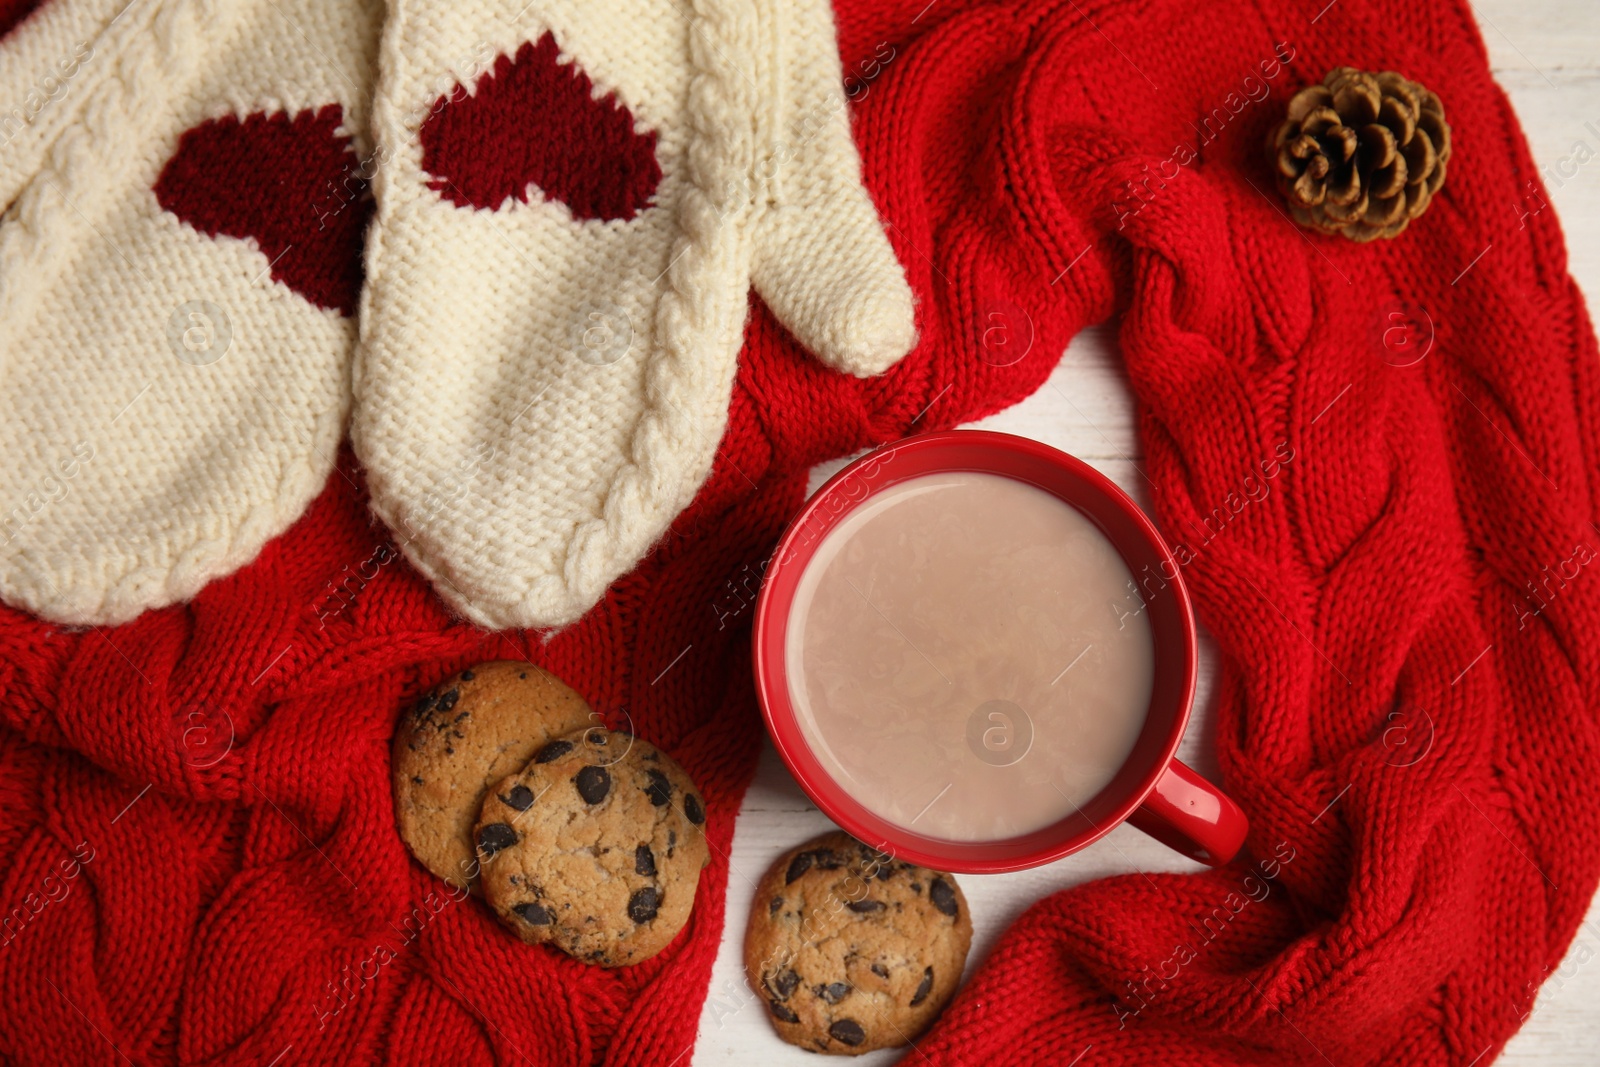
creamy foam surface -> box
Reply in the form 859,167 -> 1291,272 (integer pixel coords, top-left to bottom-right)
785,470 -> 1154,842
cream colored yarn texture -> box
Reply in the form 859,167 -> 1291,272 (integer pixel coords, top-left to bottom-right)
0,0 -> 382,624
353,0 -> 916,630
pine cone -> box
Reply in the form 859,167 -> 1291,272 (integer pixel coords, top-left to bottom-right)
1270,67 -> 1451,241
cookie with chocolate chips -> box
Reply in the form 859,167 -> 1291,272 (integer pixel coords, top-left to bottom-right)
474,726 -> 710,967
392,661 -> 594,889
744,831 -> 971,1055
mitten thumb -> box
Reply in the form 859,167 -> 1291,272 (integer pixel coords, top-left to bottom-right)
746,0 -> 915,377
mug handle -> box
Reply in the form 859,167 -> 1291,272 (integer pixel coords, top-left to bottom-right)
1126,759 -> 1248,866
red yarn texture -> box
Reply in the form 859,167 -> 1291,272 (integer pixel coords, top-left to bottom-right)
3,0 -> 1599,1064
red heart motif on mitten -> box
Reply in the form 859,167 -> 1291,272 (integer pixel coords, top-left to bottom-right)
419,33 -> 661,221
154,104 -> 371,315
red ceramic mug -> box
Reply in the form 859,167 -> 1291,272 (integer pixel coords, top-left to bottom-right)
752,429 -> 1248,873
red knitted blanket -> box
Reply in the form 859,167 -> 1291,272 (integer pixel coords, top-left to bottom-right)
3,0 -> 1597,1064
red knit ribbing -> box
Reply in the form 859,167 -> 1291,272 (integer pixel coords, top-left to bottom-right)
1,0 -> 1596,1064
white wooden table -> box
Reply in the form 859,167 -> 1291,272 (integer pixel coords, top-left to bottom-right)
694,4 -> 1600,1062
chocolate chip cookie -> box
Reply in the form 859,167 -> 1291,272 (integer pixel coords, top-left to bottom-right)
744,831 -> 972,1055
474,726 -> 710,967
392,661 -> 595,889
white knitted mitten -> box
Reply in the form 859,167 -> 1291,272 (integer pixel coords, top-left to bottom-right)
0,0 -> 380,624
354,0 -> 915,630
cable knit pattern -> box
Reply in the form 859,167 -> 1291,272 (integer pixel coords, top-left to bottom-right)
352,0 -> 915,632
836,0 -> 1600,1063
0,0 -> 1597,1064
0,0 -> 114,209
0,0 -> 382,624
